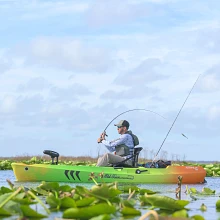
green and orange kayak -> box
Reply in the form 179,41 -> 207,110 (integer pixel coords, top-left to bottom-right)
11,163 -> 206,184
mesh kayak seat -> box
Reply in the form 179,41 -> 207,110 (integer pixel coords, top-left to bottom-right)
112,147 -> 143,168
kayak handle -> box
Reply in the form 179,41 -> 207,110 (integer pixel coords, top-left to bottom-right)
135,169 -> 148,174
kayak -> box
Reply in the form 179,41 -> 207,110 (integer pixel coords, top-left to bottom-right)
11,162 -> 206,184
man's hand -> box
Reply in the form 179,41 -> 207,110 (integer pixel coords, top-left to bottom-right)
100,132 -> 106,140
97,131 -> 107,143
97,137 -> 103,143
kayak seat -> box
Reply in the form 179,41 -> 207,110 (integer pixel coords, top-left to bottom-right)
43,150 -> 59,165
113,147 -> 143,168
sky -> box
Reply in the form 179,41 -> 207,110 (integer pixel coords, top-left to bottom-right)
0,0 -> 220,161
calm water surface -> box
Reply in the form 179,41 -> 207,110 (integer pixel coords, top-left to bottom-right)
1,170 -> 220,220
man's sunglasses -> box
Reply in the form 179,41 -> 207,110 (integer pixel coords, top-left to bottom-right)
117,126 -> 123,129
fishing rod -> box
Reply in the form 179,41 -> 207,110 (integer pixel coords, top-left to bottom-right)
152,74 -> 202,163
102,108 -> 166,137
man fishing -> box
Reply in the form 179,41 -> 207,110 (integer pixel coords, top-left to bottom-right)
96,120 -> 139,166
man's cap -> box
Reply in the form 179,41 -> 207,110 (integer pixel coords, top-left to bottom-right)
114,120 -> 129,128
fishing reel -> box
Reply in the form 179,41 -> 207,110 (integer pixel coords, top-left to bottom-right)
102,131 -> 108,137
98,131 -> 108,143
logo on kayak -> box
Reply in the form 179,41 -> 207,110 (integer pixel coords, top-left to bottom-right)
64,170 -> 81,181
103,174 -> 134,180
185,166 -> 198,171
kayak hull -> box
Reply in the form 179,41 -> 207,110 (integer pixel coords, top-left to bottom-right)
11,163 -> 206,184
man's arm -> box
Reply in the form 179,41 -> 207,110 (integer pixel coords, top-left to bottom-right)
102,135 -> 127,152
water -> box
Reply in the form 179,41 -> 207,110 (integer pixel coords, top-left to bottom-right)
1,170 -> 220,219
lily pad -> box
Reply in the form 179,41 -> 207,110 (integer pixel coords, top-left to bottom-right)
139,195 -> 151,206
46,193 -> 61,209
13,197 -> 37,205
139,189 -> 157,195
0,187 -> 12,194
216,200 -> 220,210
60,197 -> 76,209
39,182 -> 60,191
75,186 -> 90,196
202,187 -> 215,195
0,193 -> 20,214
76,197 -> 96,207
32,187 -> 49,196
122,199 -> 136,208
120,185 -> 139,193
63,203 -> 116,219
59,185 -> 73,192
143,195 -> 189,211
13,192 -> 26,200
190,188 -> 198,194
90,214 -> 111,220
190,187 -> 215,195
200,203 -> 207,212
0,208 -> 11,216
91,184 -> 121,198
191,215 -> 205,220
20,205 -> 47,218
172,209 -> 188,218
121,206 -> 141,216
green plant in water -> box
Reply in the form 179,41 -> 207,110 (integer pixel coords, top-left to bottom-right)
0,178 -> 215,219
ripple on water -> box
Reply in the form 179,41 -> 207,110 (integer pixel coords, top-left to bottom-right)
0,170 -> 16,186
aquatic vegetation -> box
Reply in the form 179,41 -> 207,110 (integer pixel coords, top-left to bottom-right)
0,178 -> 211,219
216,200 -> 220,210
0,156 -> 97,170
185,186 -> 215,196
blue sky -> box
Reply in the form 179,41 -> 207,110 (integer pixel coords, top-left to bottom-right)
1,0 -> 220,161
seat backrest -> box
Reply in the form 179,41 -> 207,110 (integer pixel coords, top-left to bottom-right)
112,147 -> 143,168
132,147 -> 143,167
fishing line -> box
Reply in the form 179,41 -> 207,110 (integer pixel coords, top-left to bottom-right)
103,108 -> 166,136
152,74 -> 202,163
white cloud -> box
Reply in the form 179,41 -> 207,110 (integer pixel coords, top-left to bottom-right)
86,0 -> 167,27
197,74 -> 220,92
100,85 -> 158,100
0,95 -> 17,113
1,0 -> 89,21
49,83 -> 92,104
208,106 -> 220,120
17,77 -> 52,92
0,52 -> 12,74
23,37 -> 114,73
16,94 -> 45,114
114,58 -> 168,86
195,65 -> 220,93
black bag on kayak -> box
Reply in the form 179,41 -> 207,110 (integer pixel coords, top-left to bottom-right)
142,160 -> 171,168
156,160 -> 171,168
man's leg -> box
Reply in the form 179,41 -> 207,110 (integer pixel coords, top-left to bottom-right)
96,153 -> 124,166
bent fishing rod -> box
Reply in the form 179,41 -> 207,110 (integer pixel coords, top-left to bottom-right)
152,74 -> 202,163
102,108 -> 166,137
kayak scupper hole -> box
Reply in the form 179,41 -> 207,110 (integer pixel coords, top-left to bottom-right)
25,167 -> 28,171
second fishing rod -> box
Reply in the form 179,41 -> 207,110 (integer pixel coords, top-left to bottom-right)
151,73 -> 202,164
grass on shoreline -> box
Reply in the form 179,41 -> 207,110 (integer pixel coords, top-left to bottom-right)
0,155 -> 218,164
0,155 -> 98,163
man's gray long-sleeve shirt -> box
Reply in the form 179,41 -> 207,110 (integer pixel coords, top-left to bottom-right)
101,133 -> 134,156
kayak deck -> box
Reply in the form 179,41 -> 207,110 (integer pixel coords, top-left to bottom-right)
11,163 -> 206,184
